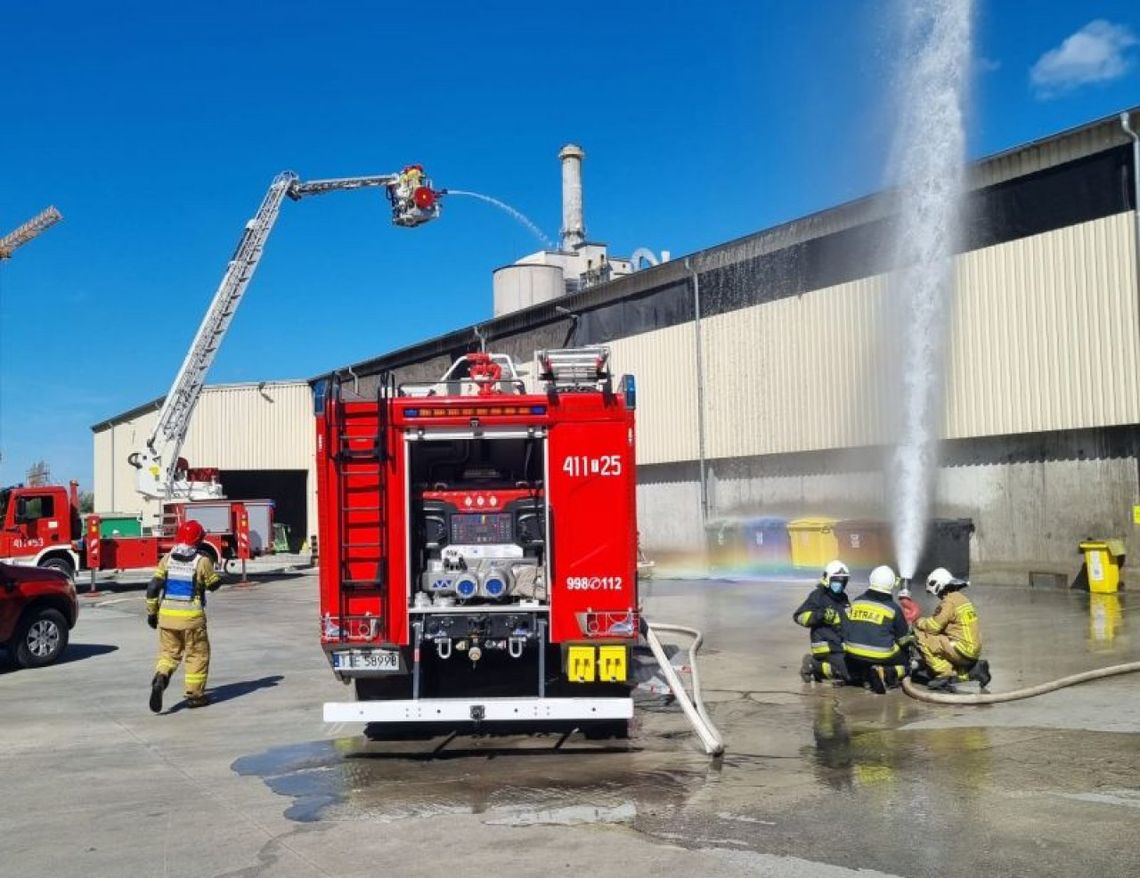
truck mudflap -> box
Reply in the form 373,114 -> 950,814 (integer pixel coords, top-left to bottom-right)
323,696 -> 633,724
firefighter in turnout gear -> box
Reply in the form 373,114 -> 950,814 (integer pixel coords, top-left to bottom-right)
843,565 -> 911,693
146,520 -> 222,712
915,568 -> 991,690
794,560 -> 852,683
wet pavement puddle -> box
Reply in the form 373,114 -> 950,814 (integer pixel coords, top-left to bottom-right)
232,685 -> 1140,873
233,733 -> 706,826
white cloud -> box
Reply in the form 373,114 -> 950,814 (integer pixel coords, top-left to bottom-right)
976,57 -> 1001,74
1030,19 -> 1138,98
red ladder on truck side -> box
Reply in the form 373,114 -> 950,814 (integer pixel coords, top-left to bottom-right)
327,374 -> 393,642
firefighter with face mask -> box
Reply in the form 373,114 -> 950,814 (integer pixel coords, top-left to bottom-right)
843,565 -> 911,693
794,560 -> 851,683
146,520 -> 222,712
915,568 -> 991,689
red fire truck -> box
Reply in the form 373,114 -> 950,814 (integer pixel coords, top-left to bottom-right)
318,347 -> 639,737
0,481 -> 256,578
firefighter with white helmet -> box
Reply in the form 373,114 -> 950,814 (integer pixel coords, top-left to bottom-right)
842,564 -> 911,693
793,560 -> 851,683
145,520 -> 223,712
914,568 -> 991,689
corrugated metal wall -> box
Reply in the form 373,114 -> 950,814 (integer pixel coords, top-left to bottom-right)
179,383 -> 314,469
702,275 -> 888,458
947,211 -> 1140,438
607,322 -> 700,465
92,212 -> 1139,519
693,211 -> 1139,460
92,382 -> 316,529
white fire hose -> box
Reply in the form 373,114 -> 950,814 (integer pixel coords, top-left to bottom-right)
902,660 -> 1140,704
643,621 -> 725,756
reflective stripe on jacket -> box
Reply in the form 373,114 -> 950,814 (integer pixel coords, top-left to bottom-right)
146,550 -> 221,628
916,590 -> 981,659
792,584 -> 849,655
843,590 -> 909,662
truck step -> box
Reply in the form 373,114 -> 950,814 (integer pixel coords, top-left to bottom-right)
341,579 -> 385,591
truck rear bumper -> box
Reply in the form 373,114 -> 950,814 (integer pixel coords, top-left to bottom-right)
324,696 -> 633,724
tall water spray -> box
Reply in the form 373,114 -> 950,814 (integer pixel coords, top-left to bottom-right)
886,0 -> 972,579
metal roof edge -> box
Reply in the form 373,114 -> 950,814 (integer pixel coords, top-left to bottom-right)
91,380 -> 310,431
301,106 -> 1140,382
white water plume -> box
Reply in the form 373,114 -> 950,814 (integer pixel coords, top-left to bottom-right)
885,0 -> 972,579
445,190 -> 555,250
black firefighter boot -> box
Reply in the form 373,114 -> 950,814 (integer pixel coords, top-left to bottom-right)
149,672 -> 169,713
968,660 -> 992,689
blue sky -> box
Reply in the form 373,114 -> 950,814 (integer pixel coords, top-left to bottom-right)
1,0 -> 1138,492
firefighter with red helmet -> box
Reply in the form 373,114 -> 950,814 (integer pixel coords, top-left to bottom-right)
146,520 -> 222,712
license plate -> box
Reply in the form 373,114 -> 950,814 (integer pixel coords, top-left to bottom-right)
332,649 -> 400,672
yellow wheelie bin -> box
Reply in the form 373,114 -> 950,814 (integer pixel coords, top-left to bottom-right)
787,517 -> 839,570
1079,539 -> 1125,593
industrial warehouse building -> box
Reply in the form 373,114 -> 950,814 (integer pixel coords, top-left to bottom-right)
92,382 -> 316,552
93,109 -> 1140,575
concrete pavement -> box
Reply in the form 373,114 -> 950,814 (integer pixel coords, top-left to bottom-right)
1,573 -> 1138,877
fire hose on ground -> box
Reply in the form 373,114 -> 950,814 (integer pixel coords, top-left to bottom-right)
643,621 -> 725,756
901,660 -> 1140,705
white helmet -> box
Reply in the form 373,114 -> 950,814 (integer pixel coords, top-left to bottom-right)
926,567 -> 966,596
868,565 -> 898,594
821,560 -> 850,591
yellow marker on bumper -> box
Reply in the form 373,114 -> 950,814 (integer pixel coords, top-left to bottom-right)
567,645 -> 596,682
598,645 -> 628,682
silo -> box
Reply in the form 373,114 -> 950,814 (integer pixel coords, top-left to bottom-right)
492,263 -> 565,317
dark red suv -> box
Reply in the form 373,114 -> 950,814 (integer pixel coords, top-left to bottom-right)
1,561 -> 78,668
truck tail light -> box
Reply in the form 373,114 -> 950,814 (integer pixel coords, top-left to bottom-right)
577,610 -> 637,638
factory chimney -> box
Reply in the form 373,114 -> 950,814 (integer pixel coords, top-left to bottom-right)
559,144 -> 585,251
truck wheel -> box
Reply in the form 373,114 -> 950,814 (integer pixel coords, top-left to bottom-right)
12,608 -> 69,669
40,557 -> 75,581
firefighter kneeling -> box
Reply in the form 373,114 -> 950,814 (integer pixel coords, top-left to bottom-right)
146,520 -> 222,713
843,565 -> 911,694
794,560 -> 851,684
913,568 -> 991,690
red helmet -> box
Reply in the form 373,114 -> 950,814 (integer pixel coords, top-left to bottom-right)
176,520 -> 206,545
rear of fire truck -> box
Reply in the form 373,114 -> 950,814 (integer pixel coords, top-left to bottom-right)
316,347 -> 638,737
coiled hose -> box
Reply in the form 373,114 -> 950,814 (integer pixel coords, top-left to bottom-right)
902,660 -> 1140,704
643,621 -> 725,756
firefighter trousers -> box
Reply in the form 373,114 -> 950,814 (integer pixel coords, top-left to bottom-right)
812,651 -> 850,683
847,657 -> 907,693
155,625 -> 210,698
916,629 -> 975,677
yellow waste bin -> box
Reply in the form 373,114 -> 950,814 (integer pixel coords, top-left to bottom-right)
787,517 -> 839,570
1079,539 -> 1125,594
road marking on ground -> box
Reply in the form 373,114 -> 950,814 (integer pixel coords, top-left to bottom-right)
1053,789 -> 1140,809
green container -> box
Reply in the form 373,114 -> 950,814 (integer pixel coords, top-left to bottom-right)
96,513 -> 143,538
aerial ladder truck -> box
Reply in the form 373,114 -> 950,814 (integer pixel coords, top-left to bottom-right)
2,168 -> 443,577
129,166 -> 443,502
